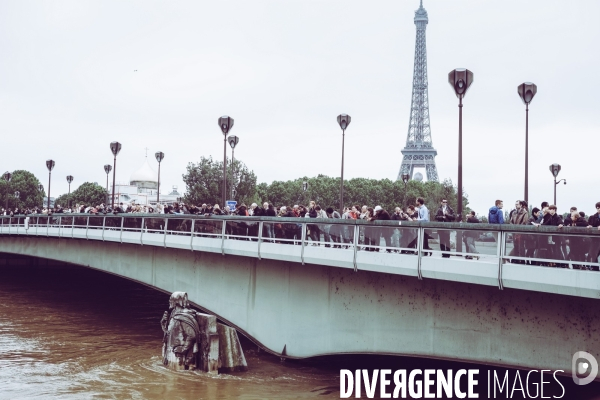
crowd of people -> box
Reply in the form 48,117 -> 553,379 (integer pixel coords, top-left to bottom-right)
1,197 -> 599,268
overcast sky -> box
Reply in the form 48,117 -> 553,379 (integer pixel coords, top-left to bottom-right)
1,1 -> 599,215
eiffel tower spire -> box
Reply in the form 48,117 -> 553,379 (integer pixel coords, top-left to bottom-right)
397,0 -> 439,182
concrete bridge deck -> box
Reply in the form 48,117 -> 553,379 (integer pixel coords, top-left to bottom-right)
0,214 -> 598,377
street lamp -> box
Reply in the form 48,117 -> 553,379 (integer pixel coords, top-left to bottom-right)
3,171 -> 12,211
109,142 -> 122,209
303,181 -> 308,192
14,191 -> 19,199
228,135 -> 239,200
218,116 -> 234,207
401,173 -> 410,189
155,151 -> 165,204
46,160 -> 55,210
448,68 -> 474,224
337,114 -> 351,212
104,164 -> 112,207
66,175 -> 74,208
518,82 -> 537,204
549,163 -> 566,206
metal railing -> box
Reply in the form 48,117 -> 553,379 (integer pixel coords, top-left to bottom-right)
1,214 -> 599,292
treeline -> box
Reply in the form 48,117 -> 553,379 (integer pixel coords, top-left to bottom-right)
183,156 -> 469,216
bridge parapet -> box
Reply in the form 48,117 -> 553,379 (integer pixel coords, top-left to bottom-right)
1,214 -> 599,299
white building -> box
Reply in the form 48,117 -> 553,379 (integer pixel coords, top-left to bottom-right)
109,158 -> 182,207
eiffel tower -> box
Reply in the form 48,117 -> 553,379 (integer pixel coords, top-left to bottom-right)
397,0 -> 439,182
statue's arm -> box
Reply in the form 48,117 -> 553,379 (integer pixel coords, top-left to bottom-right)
161,311 -> 169,333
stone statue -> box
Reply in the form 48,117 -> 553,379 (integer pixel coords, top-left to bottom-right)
161,291 -> 201,370
161,291 -> 248,374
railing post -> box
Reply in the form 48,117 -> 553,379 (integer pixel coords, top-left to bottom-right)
58,217 -> 62,238
85,216 -> 89,240
353,224 -> 359,272
8,217 -> 11,235
300,222 -> 306,265
221,219 -> 226,256
119,217 -> 124,243
417,227 -> 423,280
498,230 -> 505,290
190,219 -> 195,251
163,218 -> 168,248
71,216 -> 74,239
46,216 -> 49,237
102,217 -> 106,241
257,221 -> 263,260
140,217 -> 144,245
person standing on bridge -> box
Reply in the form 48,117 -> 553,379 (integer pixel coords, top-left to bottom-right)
434,199 -> 455,258
416,197 -> 432,252
488,200 -> 504,224
586,202 -> 600,265
509,200 -> 529,263
464,211 -> 480,259
374,205 -> 391,252
541,205 -> 564,265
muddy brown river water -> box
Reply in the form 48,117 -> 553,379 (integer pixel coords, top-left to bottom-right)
0,259 -> 598,399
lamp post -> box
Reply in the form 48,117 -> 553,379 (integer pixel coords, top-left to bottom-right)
104,164 -> 112,207
66,175 -> 73,208
448,69 -> 474,225
227,135 -> 239,200
218,116 -> 234,207
46,160 -> 55,210
155,152 -> 164,204
549,163 -> 566,206
518,82 -> 537,204
109,142 -> 122,209
3,171 -> 12,211
337,114 -> 351,212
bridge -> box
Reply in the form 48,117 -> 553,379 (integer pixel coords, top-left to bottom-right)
0,214 -> 599,378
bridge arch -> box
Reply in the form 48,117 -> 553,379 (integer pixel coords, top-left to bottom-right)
0,233 -> 598,377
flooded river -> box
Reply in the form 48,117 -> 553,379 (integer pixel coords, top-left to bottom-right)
0,258 -> 598,399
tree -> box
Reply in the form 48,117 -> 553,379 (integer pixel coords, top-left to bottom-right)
0,170 -> 45,210
183,156 -> 258,207
256,175 -> 470,218
54,182 -> 107,209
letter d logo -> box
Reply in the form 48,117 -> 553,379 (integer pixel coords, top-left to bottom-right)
572,351 -> 599,385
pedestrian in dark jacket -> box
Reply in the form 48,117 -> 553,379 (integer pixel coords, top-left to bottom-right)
541,205 -> 564,263
374,206 -> 391,252
435,199 -> 455,257
524,207 -> 540,261
566,210 -> 589,268
586,201 -> 600,263
563,206 -> 579,226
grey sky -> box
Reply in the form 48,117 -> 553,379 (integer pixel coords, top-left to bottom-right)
1,1 -> 599,215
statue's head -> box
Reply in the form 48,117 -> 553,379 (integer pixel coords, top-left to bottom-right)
169,291 -> 189,310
